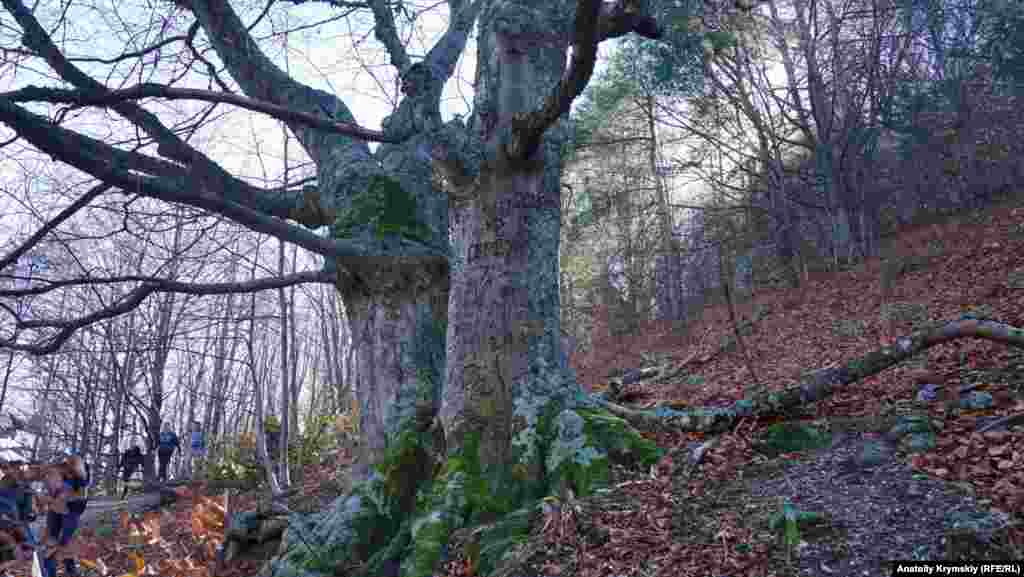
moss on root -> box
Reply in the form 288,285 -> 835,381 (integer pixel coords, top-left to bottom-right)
289,400 -> 664,577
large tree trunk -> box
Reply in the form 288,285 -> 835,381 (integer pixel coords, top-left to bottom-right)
442,0 -> 583,496
236,1 -> 665,575
338,257 -> 449,482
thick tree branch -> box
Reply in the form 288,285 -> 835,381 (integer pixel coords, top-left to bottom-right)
425,0 -> 485,84
368,0 -> 411,73
0,100 -> 442,259
578,0 -> 665,43
185,0 -> 375,171
511,0 -> 665,159
1,0 -> 343,233
1,84 -> 397,144
0,270 -> 336,355
402,0 -> 484,185
509,0 -> 602,159
0,98 -> 337,229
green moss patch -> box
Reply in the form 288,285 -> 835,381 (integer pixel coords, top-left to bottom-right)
754,422 -> 833,458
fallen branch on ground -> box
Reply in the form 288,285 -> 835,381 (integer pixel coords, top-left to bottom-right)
597,316 -> 1024,434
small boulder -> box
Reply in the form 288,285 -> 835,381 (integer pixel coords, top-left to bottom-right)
959,391 -> 993,411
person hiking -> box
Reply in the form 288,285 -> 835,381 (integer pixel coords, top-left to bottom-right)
37,451 -> 89,577
157,422 -> 180,483
188,421 -> 206,479
0,461 -> 36,524
264,415 -> 281,458
119,442 -> 144,499
0,459 -> 36,574
264,415 -> 283,480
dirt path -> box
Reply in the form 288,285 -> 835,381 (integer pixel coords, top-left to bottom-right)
679,425 -> 1014,576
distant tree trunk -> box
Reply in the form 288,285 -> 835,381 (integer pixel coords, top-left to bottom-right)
107,376 -> 127,493
277,238 -> 292,489
206,279 -> 240,463
288,248 -> 301,437
0,352 -> 15,414
645,94 -> 685,324
249,287 -> 283,497
719,249 -> 760,390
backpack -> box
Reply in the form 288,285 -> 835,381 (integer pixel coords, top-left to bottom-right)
158,431 -> 178,452
125,446 -> 143,465
65,461 -> 90,515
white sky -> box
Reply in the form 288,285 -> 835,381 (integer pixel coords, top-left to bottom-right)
1,0 -> 627,244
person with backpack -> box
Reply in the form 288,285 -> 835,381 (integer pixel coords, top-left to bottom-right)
0,461 -> 36,524
157,422 -> 180,483
0,460 -> 36,574
264,415 -> 281,459
118,441 -> 144,500
264,415 -> 283,480
37,451 -> 89,577
188,421 -> 206,479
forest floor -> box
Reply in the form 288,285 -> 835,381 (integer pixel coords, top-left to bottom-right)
12,197 -> 1024,577
496,195 -> 1024,577
4,455 -> 353,577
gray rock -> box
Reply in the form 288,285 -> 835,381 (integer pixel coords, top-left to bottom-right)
916,383 -> 940,402
901,432 -> 936,453
854,441 -> 891,468
885,414 -> 932,444
839,440 -> 893,476
621,368 -> 643,385
733,399 -> 754,417
959,391 -> 993,410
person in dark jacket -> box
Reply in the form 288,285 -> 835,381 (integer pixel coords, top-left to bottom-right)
156,423 -> 180,483
188,421 -> 206,479
38,451 -> 89,577
119,442 -> 144,499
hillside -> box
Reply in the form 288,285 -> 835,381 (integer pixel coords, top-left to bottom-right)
437,198 -> 1024,576
17,199 -> 1023,577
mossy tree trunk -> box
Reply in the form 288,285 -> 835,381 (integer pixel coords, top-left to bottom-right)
337,257 -> 448,482
442,0 -> 576,497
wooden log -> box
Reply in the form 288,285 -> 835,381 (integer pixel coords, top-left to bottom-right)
599,317 -> 1024,434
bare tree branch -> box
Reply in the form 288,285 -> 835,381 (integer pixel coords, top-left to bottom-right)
513,0 -> 665,159
1,84 -> 397,144
1,0 -> 239,173
0,101 -> 407,258
0,183 -> 110,275
183,0 -> 377,170
0,270 -> 336,355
